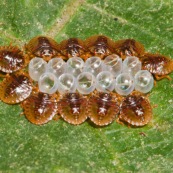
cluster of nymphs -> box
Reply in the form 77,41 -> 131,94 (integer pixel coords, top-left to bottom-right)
0,35 -> 173,127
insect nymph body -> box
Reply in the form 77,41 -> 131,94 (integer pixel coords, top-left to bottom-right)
58,93 -> 88,125
60,38 -> 87,59
22,92 -> 58,125
0,46 -> 28,73
141,53 -> 173,80
25,36 -> 60,61
88,92 -> 119,126
0,72 -> 33,104
85,35 -> 115,59
118,92 -> 152,126
114,39 -> 145,59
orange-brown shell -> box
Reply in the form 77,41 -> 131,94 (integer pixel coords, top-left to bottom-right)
141,53 -> 173,76
119,92 -> 152,126
85,35 -> 115,59
59,38 -> 87,60
0,45 -> 29,73
88,92 -> 119,126
58,93 -> 88,125
22,92 -> 58,125
25,36 -> 60,61
114,39 -> 145,59
0,72 -> 33,104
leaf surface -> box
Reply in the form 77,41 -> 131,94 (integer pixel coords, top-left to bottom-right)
0,0 -> 173,172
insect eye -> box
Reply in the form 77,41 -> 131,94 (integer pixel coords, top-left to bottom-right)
41,49 -> 52,55
134,70 -> 154,93
29,57 -> 47,81
115,73 -> 134,96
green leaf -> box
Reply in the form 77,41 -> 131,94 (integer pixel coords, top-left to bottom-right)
0,0 -> 173,172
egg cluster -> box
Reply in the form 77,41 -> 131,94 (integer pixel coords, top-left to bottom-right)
29,55 -> 154,96
0,35 -> 172,126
